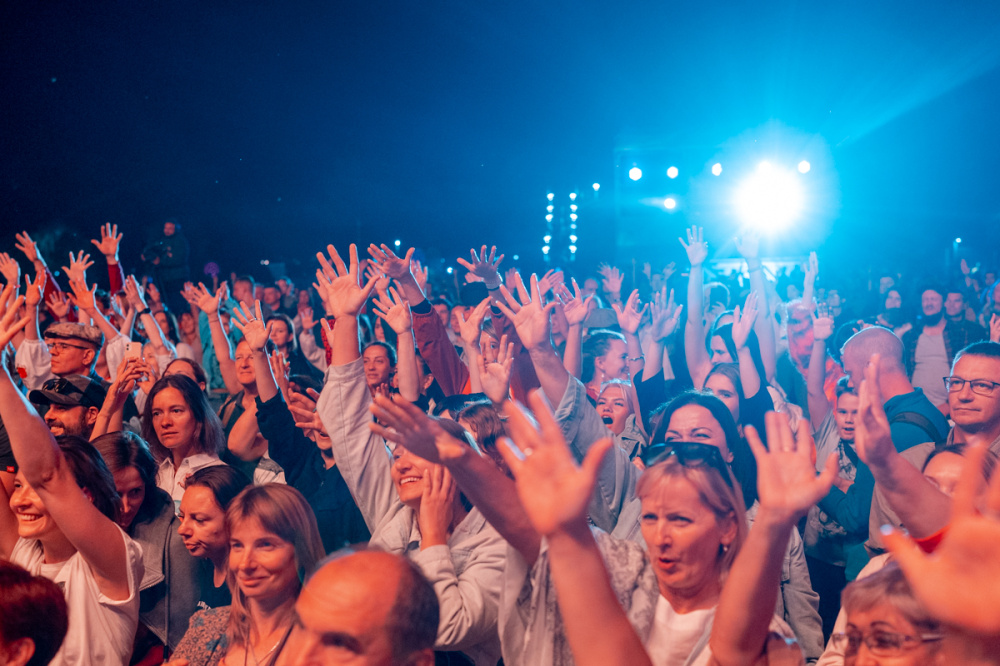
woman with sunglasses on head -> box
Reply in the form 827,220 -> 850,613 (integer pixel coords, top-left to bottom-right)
0,312 -> 144,666
169,484 -> 325,666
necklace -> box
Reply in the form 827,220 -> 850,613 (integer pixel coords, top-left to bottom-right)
244,625 -> 291,666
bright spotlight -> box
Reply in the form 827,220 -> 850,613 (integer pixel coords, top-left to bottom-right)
542,245 -> 550,255
570,213 -> 578,221
735,162 -> 805,231
543,234 -> 552,243
797,160 -> 811,174
712,163 -> 723,176
513,254 -> 520,260
569,245 -> 577,253
628,167 -> 642,181
955,237 -> 962,244
446,267 -> 454,274
569,192 -> 577,200
570,223 -> 577,230
592,182 -> 600,191
664,197 -> 677,210
547,192 -> 554,201
569,234 -> 578,242
394,240 -> 401,248
570,204 -> 578,212
545,214 -> 553,222
547,205 -> 554,212
667,166 -> 679,179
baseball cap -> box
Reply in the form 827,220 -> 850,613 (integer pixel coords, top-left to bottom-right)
28,375 -> 107,409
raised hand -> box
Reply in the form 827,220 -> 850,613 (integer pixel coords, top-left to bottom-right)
853,355 -> 897,469
411,258 -> 429,292
597,263 -> 624,296
537,269 -> 565,297
679,226 -> 708,266
369,393 -> 469,464
0,295 -> 30,349
317,244 -> 377,318
231,300 -> 269,351
61,251 -> 94,285
90,223 -> 123,263
746,411 -> 837,523
991,314 -> 1000,344
477,334 -> 514,404
812,309 -> 835,342
649,287 -> 683,341
734,230 -> 760,261
299,306 -> 316,331
0,253 -> 21,286
662,261 -> 677,281
641,262 -> 653,281
456,245 -> 504,287
882,440 -> 1000,634
612,289 -> 647,335
367,244 -> 415,281
14,231 -> 43,266
416,466 -> 457,548
46,291 -> 73,320
67,278 -> 100,315
364,263 -> 391,298
372,286 -> 413,335
495,271 -> 557,352
804,251 -> 819,284
269,350 -> 291,399
24,272 -> 46,309
731,291 -> 759,350
188,282 -> 224,315
123,275 -> 148,311
555,278 -> 592,327
145,282 -> 162,305
456,297 -> 491,349
498,391 -> 612,537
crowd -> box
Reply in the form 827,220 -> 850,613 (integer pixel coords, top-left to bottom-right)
1,219 -> 1000,666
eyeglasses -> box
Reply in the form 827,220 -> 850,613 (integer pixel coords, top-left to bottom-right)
48,341 -> 91,353
831,630 -> 943,657
42,377 -> 84,396
639,441 -> 734,489
943,376 -> 1000,396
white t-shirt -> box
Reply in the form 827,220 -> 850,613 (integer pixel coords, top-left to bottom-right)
10,527 -> 144,666
645,596 -> 716,666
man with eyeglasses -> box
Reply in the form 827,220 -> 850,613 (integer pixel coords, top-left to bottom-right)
868,341 -> 1000,554
15,321 -> 104,393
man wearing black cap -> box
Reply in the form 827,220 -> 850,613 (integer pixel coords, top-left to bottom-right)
28,374 -> 107,439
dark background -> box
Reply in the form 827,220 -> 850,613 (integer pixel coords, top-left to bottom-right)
3,1 -> 999,286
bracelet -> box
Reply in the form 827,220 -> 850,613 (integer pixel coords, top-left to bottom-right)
136,307 -> 150,317
627,355 -> 644,362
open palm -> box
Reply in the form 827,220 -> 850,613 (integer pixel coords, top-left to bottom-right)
317,244 -> 376,318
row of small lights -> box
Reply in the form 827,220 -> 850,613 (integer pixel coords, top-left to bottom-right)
542,185 -> 599,258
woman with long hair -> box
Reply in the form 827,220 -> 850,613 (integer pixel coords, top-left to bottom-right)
170,484 -> 325,666
141,374 -> 227,507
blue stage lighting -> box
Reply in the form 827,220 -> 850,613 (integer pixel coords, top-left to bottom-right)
628,167 -> 642,181
735,161 -> 804,231
667,166 -> 678,179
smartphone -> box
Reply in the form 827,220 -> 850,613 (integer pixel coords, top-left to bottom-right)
124,341 -> 143,362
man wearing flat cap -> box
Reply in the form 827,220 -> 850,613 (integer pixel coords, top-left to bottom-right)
15,321 -> 104,392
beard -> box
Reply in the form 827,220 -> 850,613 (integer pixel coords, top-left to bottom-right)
921,310 -> 944,326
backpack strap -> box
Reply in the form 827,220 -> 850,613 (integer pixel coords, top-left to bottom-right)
888,410 -> 947,446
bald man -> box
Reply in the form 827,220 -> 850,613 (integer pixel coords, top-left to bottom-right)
284,550 -> 439,666
819,326 -> 949,551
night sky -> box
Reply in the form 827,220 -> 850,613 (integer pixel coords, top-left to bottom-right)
3,1 -> 1000,284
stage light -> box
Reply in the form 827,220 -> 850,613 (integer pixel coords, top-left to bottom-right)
570,204 -> 578,212
592,183 -> 600,191
955,237 -> 962,244
570,213 -> 578,221
394,239 -> 401,248
667,166 -> 678,179
547,205 -> 554,212
569,245 -> 577,253
569,234 -> 578,242
570,223 -> 577,230
664,197 -> 677,210
735,161 -> 804,231
513,254 -> 520,260
543,234 -> 552,243
547,193 -> 554,201
545,214 -> 553,222
629,167 -> 642,181
542,245 -> 550,255
712,163 -> 723,176
797,160 -> 811,174
569,192 -> 577,200
446,267 -> 453,274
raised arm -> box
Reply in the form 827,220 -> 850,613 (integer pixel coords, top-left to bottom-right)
710,414 -> 835,666
556,279 -> 591,379
612,289 -> 648,381
67,277 -> 123,346
91,223 -> 126,292
0,310 -> 131,601
91,357 -> 143,439
123,276 -> 175,358
455,298 -> 491,394
192,282 -> 241,395
854,355 -> 951,538
681,226 -> 712,388
368,244 -> 424,306
736,233 -> 777,382
372,286 -> 419,402
801,252 -> 818,312
730,291 -> 762,399
642,287 -> 682,380
807,312 -> 835,430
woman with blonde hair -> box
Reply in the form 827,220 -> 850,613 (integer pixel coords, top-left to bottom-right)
169,484 -> 325,666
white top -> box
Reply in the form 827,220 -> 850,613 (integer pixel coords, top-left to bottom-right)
645,596 -> 716,666
156,453 -> 226,513
10,527 -> 144,666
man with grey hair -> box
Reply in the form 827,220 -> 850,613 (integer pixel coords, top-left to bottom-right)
285,550 -> 440,666
816,326 -> 949,549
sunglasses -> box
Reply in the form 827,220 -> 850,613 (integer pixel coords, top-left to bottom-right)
640,441 -> 734,489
